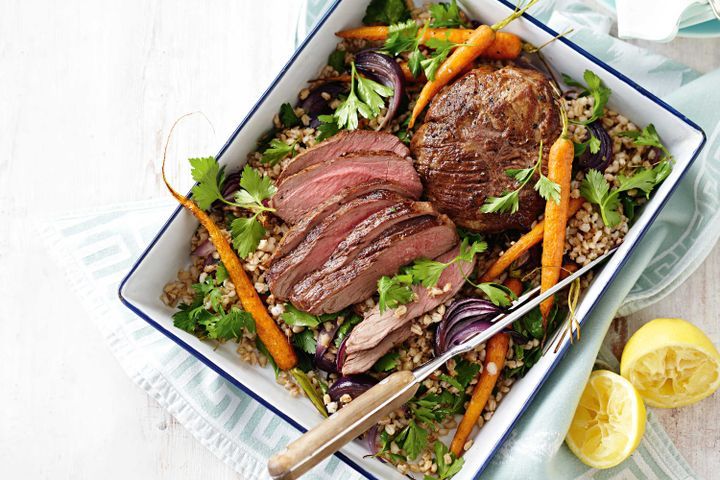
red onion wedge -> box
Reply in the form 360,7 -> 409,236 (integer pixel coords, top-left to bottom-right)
328,374 -> 378,402
315,323 -> 340,373
577,121 -> 613,172
354,50 -> 406,129
301,81 -> 347,127
434,298 -> 503,355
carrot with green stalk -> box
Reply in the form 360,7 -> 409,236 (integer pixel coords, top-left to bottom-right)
539,103 -> 574,326
336,26 -> 523,60
408,0 -> 539,128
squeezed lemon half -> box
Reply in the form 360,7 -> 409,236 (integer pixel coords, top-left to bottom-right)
566,370 -> 646,469
620,318 -> 720,408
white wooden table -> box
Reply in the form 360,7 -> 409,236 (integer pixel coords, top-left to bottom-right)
1,1 -> 717,478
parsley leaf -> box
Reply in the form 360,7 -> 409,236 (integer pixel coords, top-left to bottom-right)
373,351 -> 400,372
561,70 -> 611,125
408,258 -> 448,288
334,314 -> 363,347
481,141 -> 560,213
383,20 -> 419,56
173,270 -> 254,342
230,216 -> 265,259
454,359 -> 482,389
279,102 -> 299,128
190,157 -> 226,210
377,273 -> 414,312
617,123 -> 671,157
420,39 -> 455,81
580,159 -> 671,227
477,282 -> 515,307
316,114 -> 340,141
260,138 -> 296,165
363,0 -> 411,25
356,71 -> 394,116
429,0 -> 466,28
333,63 -> 391,130
207,307 -> 255,341
431,441 -> 465,480
237,165 -> 276,207
588,134 -> 601,154
327,49 -> 346,73
535,174 -> 561,204
282,304 -> 321,328
379,238 -> 489,311
398,420 -> 428,460
292,329 -> 317,354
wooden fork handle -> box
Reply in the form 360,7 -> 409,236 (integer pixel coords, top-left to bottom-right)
267,370 -> 418,479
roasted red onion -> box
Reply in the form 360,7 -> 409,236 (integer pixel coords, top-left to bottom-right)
328,375 -> 378,402
365,424 -> 381,456
221,171 -> 242,201
434,298 -> 503,355
335,335 -> 348,372
354,50 -> 406,129
577,121 -> 613,172
301,81 -> 347,127
315,323 -> 340,372
191,239 -> 216,258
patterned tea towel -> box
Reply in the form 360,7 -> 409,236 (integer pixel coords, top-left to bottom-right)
44,1 -> 720,479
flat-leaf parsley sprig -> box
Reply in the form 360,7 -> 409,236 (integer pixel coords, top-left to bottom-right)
189,158 -> 276,258
581,122 -> 672,227
333,62 -> 394,131
561,69 -> 611,126
377,238 -> 514,312
481,141 -> 560,215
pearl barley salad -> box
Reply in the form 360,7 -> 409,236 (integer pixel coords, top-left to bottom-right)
161,0 -> 673,477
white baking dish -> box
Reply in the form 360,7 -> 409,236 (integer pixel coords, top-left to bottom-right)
119,1 -> 706,478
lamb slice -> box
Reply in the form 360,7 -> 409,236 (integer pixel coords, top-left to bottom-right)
290,213 -> 458,315
266,190 -> 408,301
271,179 -> 421,261
340,324 -> 413,376
271,151 -> 422,224
277,130 -> 410,184
341,247 -> 475,375
290,201 -> 437,304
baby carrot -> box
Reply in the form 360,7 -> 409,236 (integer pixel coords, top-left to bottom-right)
540,105 -> 574,326
161,122 -> 297,371
409,0 -> 537,128
450,333 -> 510,457
479,197 -> 585,282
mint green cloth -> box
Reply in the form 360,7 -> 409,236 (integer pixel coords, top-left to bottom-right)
44,2 -> 720,479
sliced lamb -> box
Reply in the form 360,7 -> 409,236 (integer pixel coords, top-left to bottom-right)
266,190 -> 408,301
289,201 -> 437,308
277,130 -> 410,184
341,246 -> 474,375
340,324 -> 413,376
271,151 -> 422,224
290,213 -> 458,315
271,179 -> 421,260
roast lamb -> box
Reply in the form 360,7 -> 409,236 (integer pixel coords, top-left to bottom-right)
272,151 -> 422,224
341,246 -> 474,375
411,65 -> 561,233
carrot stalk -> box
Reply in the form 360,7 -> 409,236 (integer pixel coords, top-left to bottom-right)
161,121 -> 297,371
480,197 -> 584,282
539,105 -> 574,326
409,0 -> 538,128
450,333 -> 510,457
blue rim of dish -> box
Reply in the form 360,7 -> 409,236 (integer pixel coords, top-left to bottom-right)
118,1 -> 707,479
